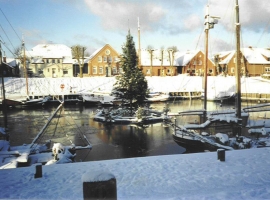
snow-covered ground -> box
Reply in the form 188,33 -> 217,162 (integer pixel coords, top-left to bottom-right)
2,75 -> 270,98
0,147 -> 270,199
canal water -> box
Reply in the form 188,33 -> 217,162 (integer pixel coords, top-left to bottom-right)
0,99 -> 264,162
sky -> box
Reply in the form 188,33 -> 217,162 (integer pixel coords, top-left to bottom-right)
1,0 -> 270,58
1,147 -> 270,199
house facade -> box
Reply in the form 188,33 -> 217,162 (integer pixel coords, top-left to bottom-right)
25,44 -> 73,78
217,47 -> 270,77
86,44 -> 120,77
139,49 -> 215,77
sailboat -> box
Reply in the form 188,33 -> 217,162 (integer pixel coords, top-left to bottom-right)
170,1 -> 258,151
0,40 -> 51,108
0,47 -> 92,169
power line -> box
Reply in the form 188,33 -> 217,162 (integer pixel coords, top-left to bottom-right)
0,7 -> 21,41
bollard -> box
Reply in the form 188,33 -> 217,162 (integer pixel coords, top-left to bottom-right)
82,172 -> 117,200
217,149 -> 225,162
34,164 -> 42,178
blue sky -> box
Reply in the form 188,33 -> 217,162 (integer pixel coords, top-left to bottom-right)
0,0 -> 270,57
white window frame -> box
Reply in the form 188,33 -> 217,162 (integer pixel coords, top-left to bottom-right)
146,69 -> 151,74
99,66 -> 103,74
98,56 -> 102,62
103,56 -> 107,62
93,66 -> 97,74
112,67 -> 117,74
265,67 -> 270,72
231,67 -> 235,73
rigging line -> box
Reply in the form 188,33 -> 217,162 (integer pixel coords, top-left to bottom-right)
0,24 -> 16,52
0,8 -> 21,41
256,18 -> 270,47
52,104 -> 63,137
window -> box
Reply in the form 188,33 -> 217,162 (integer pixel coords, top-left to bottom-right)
58,59 -> 61,63
98,56 -> 102,62
108,56 -> 112,62
146,69 -> 151,74
112,67 -> 117,74
119,67 -> 123,74
265,67 -> 270,72
93,66 -> 97,74
63,70 -> 68,74
99,66 -> 103,74
105,49 -> 110,55
167,69 -> 171,74
47,68 -> 50,72
52,59 -> 55,63
47,59 -> 49,63
103,56 -> 107,62
231,67 -> 234,73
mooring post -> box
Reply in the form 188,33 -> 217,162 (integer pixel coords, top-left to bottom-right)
82,171 -> 117,200
217,149 -> 225,162
34,164 -> 42,178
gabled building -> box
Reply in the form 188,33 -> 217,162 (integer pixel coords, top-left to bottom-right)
2,57 -> 19,77
139,49 -> 215,76
86,44 -> 120,77
25,44 -> 73,78
175,50 -> 215,76
217,47 -> 270,77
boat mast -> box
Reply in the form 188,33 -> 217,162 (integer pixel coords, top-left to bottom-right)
203,5 -> 219,111
235,0 -> 241,118
22,39 -> 29,96
203,5 -> 209,111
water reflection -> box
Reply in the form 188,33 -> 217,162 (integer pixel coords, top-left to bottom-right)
0,99 -> 266,162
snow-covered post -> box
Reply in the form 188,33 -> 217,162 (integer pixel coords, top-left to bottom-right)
34,164 -> 42,179
217,149 -> 225,162
82,171 -> 117,200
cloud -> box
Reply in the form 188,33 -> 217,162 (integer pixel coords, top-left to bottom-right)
208,0 -> 270,33
84,0 -> 169,34
84,0 -> 207,37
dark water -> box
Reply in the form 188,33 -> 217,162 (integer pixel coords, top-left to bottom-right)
0,99 -> 263,162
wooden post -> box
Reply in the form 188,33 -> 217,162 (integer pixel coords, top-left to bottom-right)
217,149 -> 225,162
82,172 -> 117,200
34,164 -> 42,178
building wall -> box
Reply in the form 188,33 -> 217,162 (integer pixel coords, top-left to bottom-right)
88,44 -> 120,77
28,59 -> 73,78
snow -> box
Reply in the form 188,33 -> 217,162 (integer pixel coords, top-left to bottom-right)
1,148 -> 270,199
2,75 -> 270,99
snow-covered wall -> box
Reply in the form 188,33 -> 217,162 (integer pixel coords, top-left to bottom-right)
1,75 -> 270,97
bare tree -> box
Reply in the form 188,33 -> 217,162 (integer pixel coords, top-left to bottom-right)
146,45 -> 154,76
167,46 -> 178,76
71,45 -> 86,78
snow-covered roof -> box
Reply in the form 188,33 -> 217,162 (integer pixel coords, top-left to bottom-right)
89,47 -> 103,60
219,51 -> 235,65
140,49 -> 201,67
218,48 -> 270,65
174,50 -> 200,66
26,44 -> 72,59
5,58 -> 17,67
242,47 -> 270,64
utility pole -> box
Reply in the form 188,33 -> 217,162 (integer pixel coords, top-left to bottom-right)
0,42 -> 8,137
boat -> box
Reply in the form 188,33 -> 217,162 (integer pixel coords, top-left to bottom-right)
170,1 -> 260,151
80,90 -> 120,106
0,46 -> 92,168
145,92 -> 170,102
94,106 -> 170,125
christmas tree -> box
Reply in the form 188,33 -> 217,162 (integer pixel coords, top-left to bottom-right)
113,30 -> 148,115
